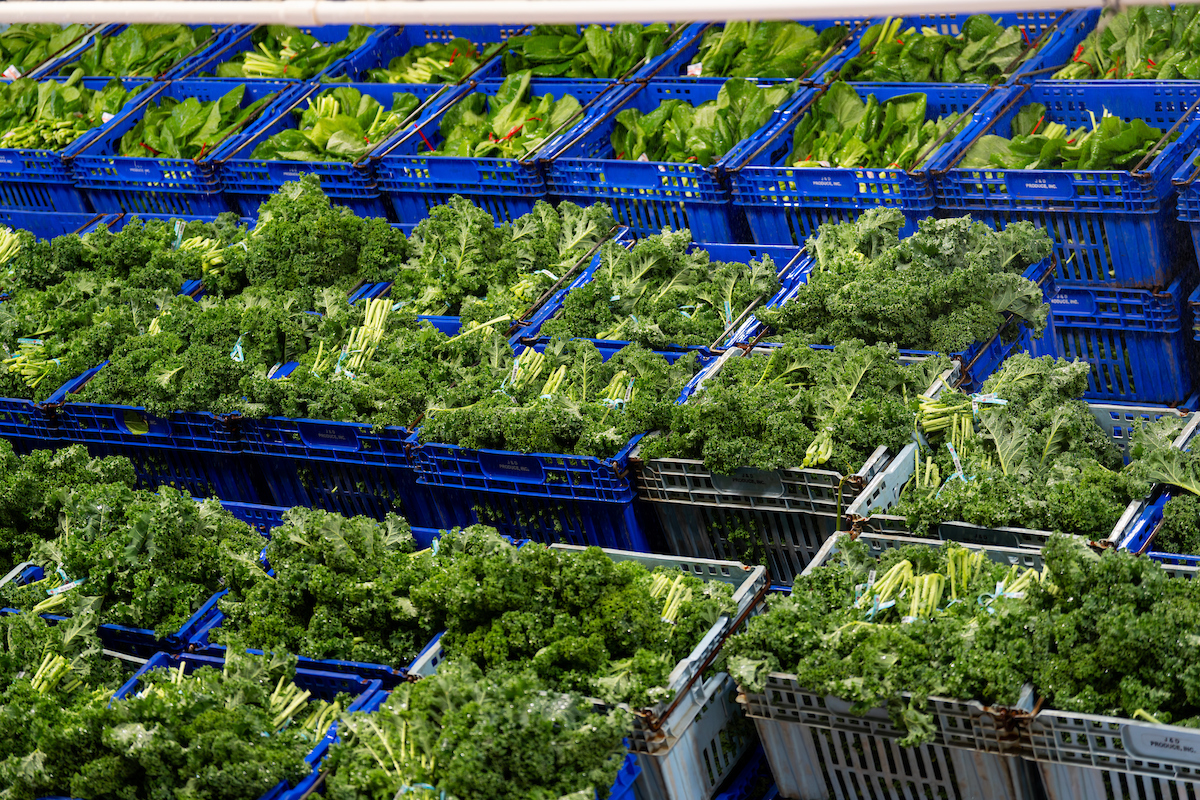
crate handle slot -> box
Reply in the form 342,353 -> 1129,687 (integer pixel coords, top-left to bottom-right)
297,421 -> 361,451
478,451 -> 547,483
604,160 -> 664,189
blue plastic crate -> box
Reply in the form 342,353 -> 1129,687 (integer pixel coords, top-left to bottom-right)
542,79 -> 807,242
520,240 -> 806,354
713,746 -> 773,800
933,80 -> 1200,287
69,78 -> 301,216
1030,272 -> 1199,404
178,24 -> 400,83
216,499 -> 288,534
645,19 -> 863,86
0,210 -> 108,239
496,22 -> 704,84
738,252 -> 1056,393
112,652 -> 382,800
373,77 -> 619,228
0,396 -> 57,451
43,24 -> 251,80
727,82 -> 991,247
0,76 -> 155,213
835,10 -> 1087,84
1174,148 -> 1200,308
214,81 -> 465,219
326,23 -> 516,83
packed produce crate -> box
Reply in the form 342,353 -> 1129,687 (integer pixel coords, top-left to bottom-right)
178,23 -> 399,82
319,22 -> 510,83
2,22 -> 109,80
405,540 -> 769,800
542,77 -> 806,241
726,81 -> 991,246
38,23 -> 249,80
374,73 -> 620,229
69,78 -> 303,216
932,80 -> 1200,287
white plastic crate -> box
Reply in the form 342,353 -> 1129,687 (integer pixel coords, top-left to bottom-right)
409,544 -> 768,800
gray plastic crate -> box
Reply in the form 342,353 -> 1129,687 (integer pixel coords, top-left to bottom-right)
409,545 -> 768,800
633,349 -> 955,586
847,399 -> 1195,547
742,532 -> 1040,800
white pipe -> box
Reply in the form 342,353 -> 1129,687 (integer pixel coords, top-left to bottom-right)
0,0 -> 1158,27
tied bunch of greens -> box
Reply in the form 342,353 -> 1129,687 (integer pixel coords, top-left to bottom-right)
0,72 -> 134,151
411,538 -> 737,707
326,659 -> 631,800
364,37 -> 501,84
0,24 -> 90,77
611,78 -> 796,166
251,86 -> 419,162
690,21 -> 851,79
418,337 -> 697,458
212,24 -> 375,80
729,534 -> 1200,744
541,227 -> 782,349
960,101 -> 1174,171
1054,6 -> 1200,80
117,83 -> 272,159
896,353 -> 1149,538
0,486 -> 268,634
435,70 -> 583,158
0,650 -> 341,800
840,15 -> 1037,83
502,23 -> 672,78
758,209 -> 1052,354
392,195 -> 616,323
640,338 -> 950,476
788,81 -> 972,170
214,510 -> 462,668
63,23 -> 218,78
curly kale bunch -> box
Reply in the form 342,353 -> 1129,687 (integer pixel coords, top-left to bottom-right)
757,208 -> 1052,353
419,337 -> 698,458
411,541 -> 736,707
542,228 -> 783,349
0,651 -> 331,800
0,487 -> 266,635
639,337 -> 951,476
393,196 -> 616,325
0,442 -> 137,573
729,534 -> 1200,745
895,353 -> 1142,538
326,658 -> 631,800
215,508 -> 451,668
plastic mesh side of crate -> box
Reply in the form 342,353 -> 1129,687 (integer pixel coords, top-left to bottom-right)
0,210 -> 109,239
729,83 -> 988,246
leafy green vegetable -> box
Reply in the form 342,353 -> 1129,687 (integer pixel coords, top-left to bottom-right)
896,353 -> 1146,538
118,83 -> 272,159
63,23 -> 217,77
0,23 -> 90,77
611,78 -> 796,166
0,486 -> 266,634
960,101 -> 1175,170
690,21 -> 850,79
640,338 -> 949,476
541,228 -> 782,348
787,81 -> 972,169
0,72 -> 133,150
502,23 -> 672,78
251,86 -> 419,162
729,533 -> 1200,744
1053,6 -> 1200,80
212,25 -> 375,80
1153,494 -> 1200,555
326,659 -> 631,800
436,70 -> 583,158
757,208 -> 1051,353
0,650 -> 334,800
362,37 -> 501,83
840,15 -> 1035,83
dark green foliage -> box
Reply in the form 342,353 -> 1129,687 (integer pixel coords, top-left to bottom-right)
0,72 -> 134,150
117,84 -> 272,159
757,208 -> 1052,353
1053,6 -> 1200,80
411,540 -> 736,707
66,24 -> 217,77
212,25 -> 374,80
692,21 -> 850,79
251,86 -> 420,162
365,38 -> 501,83
502,23 -> 672,78
542,228 -> 782,348
215,508 -> 440,667
840,15 -> 1035,83
640,338 -> 950,476
0,24 -> 90,76
1154,495 -> 1200,555
896,354 -> 1143,538
326,659 -> 630,800
437,70 -> 584,159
